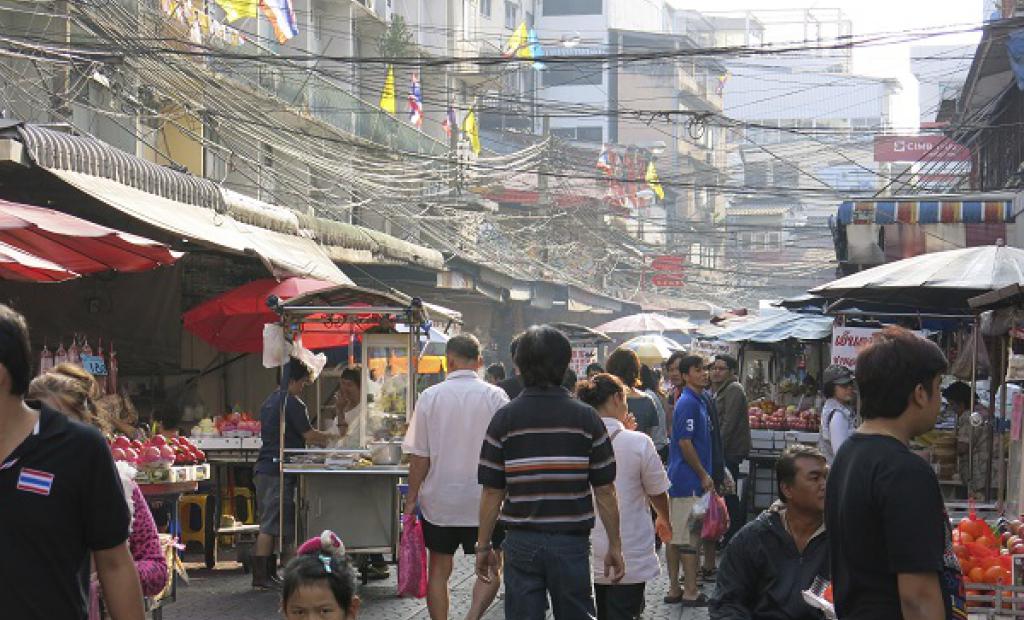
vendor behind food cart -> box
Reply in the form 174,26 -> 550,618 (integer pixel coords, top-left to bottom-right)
328,366 -> 362,449
253,358 -> 339,590
944,381 -> 991,498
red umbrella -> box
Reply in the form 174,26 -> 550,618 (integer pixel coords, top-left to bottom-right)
0,240 -> 79,282
0,199 -> 179,274
183,278 -> 358,353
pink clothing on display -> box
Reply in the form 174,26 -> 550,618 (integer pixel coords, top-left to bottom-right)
129,484 -> 168,596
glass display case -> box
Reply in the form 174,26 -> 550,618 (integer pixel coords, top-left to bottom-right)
360,334 -> 412,446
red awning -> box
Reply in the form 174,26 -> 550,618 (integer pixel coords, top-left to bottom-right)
0,199 -> 180,274
183,278 -> 371,353
0,240 -> 78,282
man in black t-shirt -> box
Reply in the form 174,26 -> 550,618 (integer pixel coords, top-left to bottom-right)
0,304 -> 145,620
826,326 -> 953,620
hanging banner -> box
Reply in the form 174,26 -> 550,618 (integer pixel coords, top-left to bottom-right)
691,339 -> 739,360
831,326 -> 925,370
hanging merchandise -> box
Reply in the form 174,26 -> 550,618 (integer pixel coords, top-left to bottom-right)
106,342 -> 119,395
39,342 -> 54,375
54,341 -> 68,367
67,338 -> 81,366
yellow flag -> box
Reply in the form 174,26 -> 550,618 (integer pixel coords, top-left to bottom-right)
214,0 -> 258,22
463,108 -> 481,155
379,65 -> 396,115
646,161 -> 665,200
504,22 -> 528,57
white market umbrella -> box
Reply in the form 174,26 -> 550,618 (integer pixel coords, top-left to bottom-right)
618,334 -> 687,365
596,312 -> 696,334
810,244 -> 1024,312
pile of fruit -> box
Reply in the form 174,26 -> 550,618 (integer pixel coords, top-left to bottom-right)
748,401 -> 821,431
109,434 -> 207,469
192,411 -> 261,438
953,514 -> 1017,598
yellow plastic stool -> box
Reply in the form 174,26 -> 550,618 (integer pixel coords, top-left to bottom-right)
179,493 -> 210,552
220,487 -> 256,525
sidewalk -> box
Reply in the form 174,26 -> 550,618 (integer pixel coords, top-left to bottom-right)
163,551 -> 713,620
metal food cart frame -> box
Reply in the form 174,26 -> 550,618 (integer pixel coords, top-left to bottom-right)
267,285 -> 438,556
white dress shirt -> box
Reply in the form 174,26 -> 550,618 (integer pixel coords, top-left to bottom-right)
591,417 -> 671,585
402,369 -> 510,526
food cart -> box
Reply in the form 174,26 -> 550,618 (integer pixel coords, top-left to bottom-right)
266,285 -> 455,566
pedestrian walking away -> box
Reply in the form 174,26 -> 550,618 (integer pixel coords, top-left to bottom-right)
403,334 -> 511,620
477,325 -> 625,620
577,373 -> 672,620
826,326 -> 965,620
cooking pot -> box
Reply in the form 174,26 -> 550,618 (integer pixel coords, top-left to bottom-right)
368,440 -> 403,465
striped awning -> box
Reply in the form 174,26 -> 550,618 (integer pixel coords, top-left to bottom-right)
838,196 -> 1016,225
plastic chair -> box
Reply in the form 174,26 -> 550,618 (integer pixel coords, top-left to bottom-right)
179,493 -> 210,552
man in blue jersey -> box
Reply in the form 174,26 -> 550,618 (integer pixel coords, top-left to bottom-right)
664,355 -> 714,607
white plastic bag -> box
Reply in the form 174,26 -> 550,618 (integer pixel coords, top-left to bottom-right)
692,492 -> 711,519
262,324 -> 289,368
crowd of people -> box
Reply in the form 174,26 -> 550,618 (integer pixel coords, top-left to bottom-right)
0,299 -> 970,620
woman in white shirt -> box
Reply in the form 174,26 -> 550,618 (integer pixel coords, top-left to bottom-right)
577,373 -> 673,620
818,364 -> 857,463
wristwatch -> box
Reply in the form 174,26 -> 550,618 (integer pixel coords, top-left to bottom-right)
474,542 -> 493,553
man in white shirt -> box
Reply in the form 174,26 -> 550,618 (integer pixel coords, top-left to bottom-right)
402,334 -> 510,620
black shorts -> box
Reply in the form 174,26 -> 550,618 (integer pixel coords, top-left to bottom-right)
420,518 -> 505,556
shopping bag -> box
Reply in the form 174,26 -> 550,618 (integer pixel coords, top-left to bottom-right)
701,491 -> 730,541
397,514 -> 427,598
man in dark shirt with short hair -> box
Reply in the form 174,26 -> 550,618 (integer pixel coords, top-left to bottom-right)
496,334 -> 524,399
477,324 -> 625,619
827,326 -> 958,620
0,303 -> 145,620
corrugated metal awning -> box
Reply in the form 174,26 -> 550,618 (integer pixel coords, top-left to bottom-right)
838,195 -> 1016,225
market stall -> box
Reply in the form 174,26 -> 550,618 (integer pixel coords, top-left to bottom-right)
551,322 -> 613,377
266,284 -> 454,565
695,310 -> 833,512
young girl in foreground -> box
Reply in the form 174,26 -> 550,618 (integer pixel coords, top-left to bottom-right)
282,531 -> 361,620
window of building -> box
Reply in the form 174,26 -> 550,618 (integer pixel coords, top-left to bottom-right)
481,0 -> 491,18
543,64 -> 603,87
505,1 -> 518,29
543,0 -> 602,16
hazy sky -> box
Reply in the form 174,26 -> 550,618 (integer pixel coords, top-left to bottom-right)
682,0 -> 986,128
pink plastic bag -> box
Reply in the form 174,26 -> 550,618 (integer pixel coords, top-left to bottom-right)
397,514 -> 427,598
701,492 -> 730,541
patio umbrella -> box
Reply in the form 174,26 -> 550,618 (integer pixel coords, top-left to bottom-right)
183,278 -> 341,353
810,244 -> 1024,312
618,334 -> 687,365
0,199 -> 179,274
0,240 -> 79,282
595,312 -> 696,334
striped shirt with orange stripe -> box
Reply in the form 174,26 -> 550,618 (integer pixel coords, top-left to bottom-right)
478,386 -> 617,532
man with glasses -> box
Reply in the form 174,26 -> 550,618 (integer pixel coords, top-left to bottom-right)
709,355 -> 749,544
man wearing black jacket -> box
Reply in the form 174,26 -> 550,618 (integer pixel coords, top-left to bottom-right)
711,445 -> 829,620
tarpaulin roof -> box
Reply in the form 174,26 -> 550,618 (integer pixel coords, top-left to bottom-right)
709,311 -> 834,343
810,244 -> 1024,311
838,194 -> 1016,225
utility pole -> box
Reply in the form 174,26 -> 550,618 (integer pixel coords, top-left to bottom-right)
51,0 -> 72,122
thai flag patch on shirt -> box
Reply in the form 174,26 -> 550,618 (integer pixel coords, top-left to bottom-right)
17,468 -> 54,496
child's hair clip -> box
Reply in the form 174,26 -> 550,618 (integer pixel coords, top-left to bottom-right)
297,529 -> 346,574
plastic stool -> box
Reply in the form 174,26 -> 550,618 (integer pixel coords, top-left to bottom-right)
221,487 -> 256,525
179,494 -> 210,552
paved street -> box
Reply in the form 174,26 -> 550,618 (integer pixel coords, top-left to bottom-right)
165,550 -> 713,620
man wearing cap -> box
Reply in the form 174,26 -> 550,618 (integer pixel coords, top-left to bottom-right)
818,365 -> 857,463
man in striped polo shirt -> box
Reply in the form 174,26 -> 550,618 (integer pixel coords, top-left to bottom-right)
476,325 -> 625,619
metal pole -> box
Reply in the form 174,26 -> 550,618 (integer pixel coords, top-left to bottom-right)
278,364 -> 286,558
997,334 -> 1009,507
969,318 -> 979,497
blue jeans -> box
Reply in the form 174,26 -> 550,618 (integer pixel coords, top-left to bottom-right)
503,529 -> 596,620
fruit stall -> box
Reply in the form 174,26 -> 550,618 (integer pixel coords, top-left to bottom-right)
266,285 -> 448,562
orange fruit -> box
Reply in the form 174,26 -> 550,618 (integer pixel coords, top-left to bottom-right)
961,531 -> 975,544
978,535 -> 997,549
984,565 -> 1004,584
969,567 -> 985,583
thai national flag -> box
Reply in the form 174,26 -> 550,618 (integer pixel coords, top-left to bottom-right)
260,0 -> 299,43
442,105 -> 458,138
597,144 -> 613,174
408,75 -> 423,129
17,468 -> 54,496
